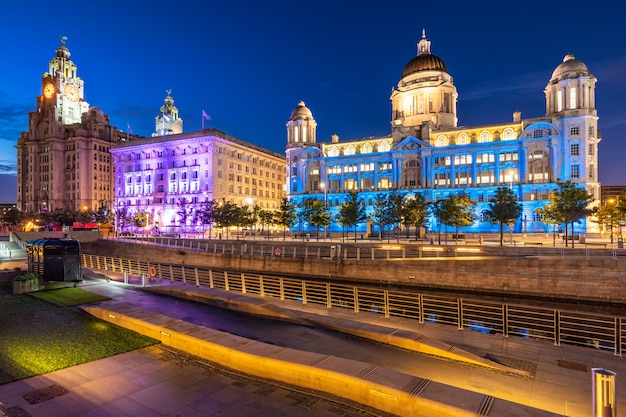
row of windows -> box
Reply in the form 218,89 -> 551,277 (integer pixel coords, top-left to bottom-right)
326,141 -> 390,157
435,128 -> 516,147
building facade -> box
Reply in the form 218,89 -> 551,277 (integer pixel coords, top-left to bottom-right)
286,32 -> 601,234
16,37 -> 122,213
111,128 -> 286,233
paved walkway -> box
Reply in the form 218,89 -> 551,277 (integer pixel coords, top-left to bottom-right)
1,260 -> 624,416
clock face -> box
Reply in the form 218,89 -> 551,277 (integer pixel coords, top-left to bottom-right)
64,85 -> 79,102
43,83 -> 55,99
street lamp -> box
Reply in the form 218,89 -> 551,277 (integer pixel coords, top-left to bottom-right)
319,181 -> 327,203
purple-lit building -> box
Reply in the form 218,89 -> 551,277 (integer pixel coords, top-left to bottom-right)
111,126 -> 286,233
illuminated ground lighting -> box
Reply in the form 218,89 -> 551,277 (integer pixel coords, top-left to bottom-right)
380,245 -> 402,250
455,247 -> 482,252
421,247 -> 444,251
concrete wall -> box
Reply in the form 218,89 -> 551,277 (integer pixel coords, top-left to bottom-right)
81,240 -> 626,304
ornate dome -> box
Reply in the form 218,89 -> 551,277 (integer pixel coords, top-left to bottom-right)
402,53 -> 448,78
400,30 -> 448,78
289,101 -> 313,120
551,54 -> 589,81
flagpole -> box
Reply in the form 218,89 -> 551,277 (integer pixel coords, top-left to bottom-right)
202,110 -> 204,130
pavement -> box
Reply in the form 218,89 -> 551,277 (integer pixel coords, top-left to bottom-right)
1,265 -> 624,417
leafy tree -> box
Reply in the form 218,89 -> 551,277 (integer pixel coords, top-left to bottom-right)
115,205 -> 131,233
1,206 -> 22,226
400,192 -> 429,240
94,203 -> 114,225
484,187 -> 523,246
594,201 -> 624,245
336,191 -> 367,242
132,210 -> 148,230
430,193 -> 476,244
534,204 -> 563,247
213,199 -> 239,239
275,197 -> 296,240
370,190 -> 403,242
298,197 -> 331,240
547,180 -> 596,248
196,199 -> 216,237
176,197 -> 192,232
257,208 -> 276,238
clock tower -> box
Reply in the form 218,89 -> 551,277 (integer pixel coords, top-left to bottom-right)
16,37 -> 119,213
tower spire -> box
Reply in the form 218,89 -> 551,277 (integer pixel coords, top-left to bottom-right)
417,29 -> 431,55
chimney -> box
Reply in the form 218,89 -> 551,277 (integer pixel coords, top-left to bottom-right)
513,111 -> 521,123
331,134 -> 339,143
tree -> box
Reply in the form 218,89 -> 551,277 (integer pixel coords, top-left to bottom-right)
257,208 -> 276,238
546,180 -> 596,248
275,197 -> 296,240
1,207 -> 22,226
336,191 -> 367,242
534,205 -> 563,247
484,187 -> 523,246
370,191 -> 403,242
298,197 -> 331,240
132,210 -> 148,231
400,192 -> 429,240
176,198 -> 192,232
196,199 -> 216,237
115,205 -> 131,233
430,193 -> 476,244
94,202 -> 114,225
594,201 -> 623,245
213,199 -> 239,239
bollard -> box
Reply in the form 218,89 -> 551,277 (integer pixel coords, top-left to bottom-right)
592,368 -> 617,417
123,270 -> 128,284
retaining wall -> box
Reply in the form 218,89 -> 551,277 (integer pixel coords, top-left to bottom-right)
81,240 -> 626,304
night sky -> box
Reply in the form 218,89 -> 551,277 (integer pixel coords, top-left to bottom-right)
1,0 -> 625,203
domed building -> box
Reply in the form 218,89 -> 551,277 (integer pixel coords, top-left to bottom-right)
286,31 -> 601,235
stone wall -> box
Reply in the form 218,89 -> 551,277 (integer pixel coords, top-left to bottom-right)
81,240 -> 626,304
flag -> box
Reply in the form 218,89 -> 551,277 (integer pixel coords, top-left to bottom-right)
127,122 -> 133,134
202,109 -> 211,120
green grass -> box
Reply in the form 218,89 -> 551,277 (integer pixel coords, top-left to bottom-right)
0,290 -> 159,385
29,287 -> 111,307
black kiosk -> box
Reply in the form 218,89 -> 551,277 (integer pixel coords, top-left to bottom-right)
27,238 -> 82,282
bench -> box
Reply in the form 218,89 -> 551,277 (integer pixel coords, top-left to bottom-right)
524,242 -> 543,246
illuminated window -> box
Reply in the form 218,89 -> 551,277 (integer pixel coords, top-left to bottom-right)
570,144 -> 579,156
571,164 -> 580,179
557,90 -> 563,111
479,131 -> 491,143
570,126 -> 580,136
379,141 -> 390,152
457,133 -> 468,145
502,128 -> 515,140
362,143 -> 373,154
329,146 -> 339,157
436,135 -> 447,147
345,145 -> 355,155
569,87 -> 577,109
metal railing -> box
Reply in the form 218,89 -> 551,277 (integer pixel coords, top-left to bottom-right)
106,235 -> 626,260
82,253 -> 625,356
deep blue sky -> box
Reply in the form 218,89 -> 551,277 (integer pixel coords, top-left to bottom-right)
1,0 -> 625,203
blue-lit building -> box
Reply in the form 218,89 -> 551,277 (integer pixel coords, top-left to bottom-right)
286,32 -> 601,235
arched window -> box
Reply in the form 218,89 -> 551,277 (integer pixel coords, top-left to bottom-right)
329,146 -> 340,157
502,128 -> 515,140
457,133 -> 468,145
479,131 -> 491,143
436,135 -> 447,147
362,143 -> 373,154
345,145 -> 355,155
379,141 -> 390,152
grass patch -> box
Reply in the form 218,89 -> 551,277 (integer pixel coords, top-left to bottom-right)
29,288 -> 111,307
0,292 -> 158,385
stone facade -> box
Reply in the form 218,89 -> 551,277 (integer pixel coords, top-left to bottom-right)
286,32 -> 601,235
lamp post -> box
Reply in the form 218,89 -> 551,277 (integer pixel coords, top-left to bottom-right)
320,181 -> 327,203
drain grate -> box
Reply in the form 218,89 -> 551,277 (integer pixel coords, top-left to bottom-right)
23,384 -> 68,404
557,360 -> 587,372
485,354 -> 537,376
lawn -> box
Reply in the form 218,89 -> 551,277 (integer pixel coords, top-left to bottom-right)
0,286 -> 159,385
